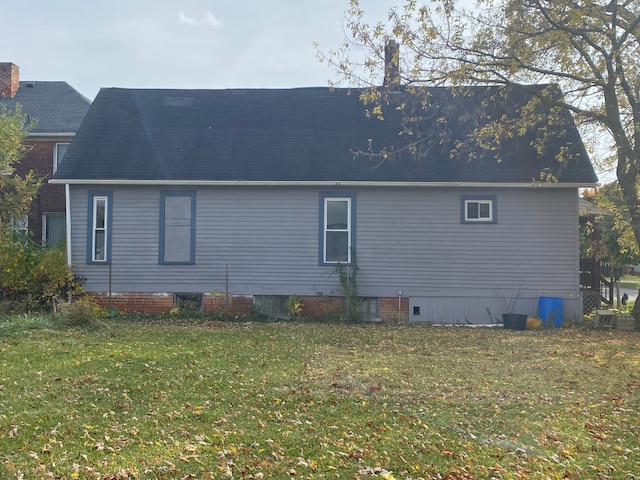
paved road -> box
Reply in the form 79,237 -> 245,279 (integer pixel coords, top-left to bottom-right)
618,286 -> 638,303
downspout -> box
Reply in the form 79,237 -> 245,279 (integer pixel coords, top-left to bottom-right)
65,184 -> 72,267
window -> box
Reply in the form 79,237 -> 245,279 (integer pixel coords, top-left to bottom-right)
87,191 -> 112,263
54,143 -> 69,173
319,192 -> 356,264
160,191 -> 196,264
461,195 -> 497,223
43,214 -> 66,246
360,298 -> 380,321
11,216 -> 28,237
253,295 -> 289,319
174,293 -> 203,314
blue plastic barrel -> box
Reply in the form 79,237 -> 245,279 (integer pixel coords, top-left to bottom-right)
538,296 -> 563,327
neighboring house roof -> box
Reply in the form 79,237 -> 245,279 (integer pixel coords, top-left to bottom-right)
0,81 -> 91,135
53,85 -> 598,185
579,198 -> 607,217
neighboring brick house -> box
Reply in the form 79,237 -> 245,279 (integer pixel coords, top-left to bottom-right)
0,62 -> 90,245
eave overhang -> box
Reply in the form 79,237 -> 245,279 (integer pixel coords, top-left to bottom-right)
49,179 -> 597,188
28,133 -> 76,139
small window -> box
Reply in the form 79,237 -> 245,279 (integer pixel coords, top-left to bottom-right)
54,143 -> 70,173
174,293 -> 203,314
253,295 -> 289,319
319,192 -> 356,264
461,195 -> 497,223
87,191 -> 112,263
160,191 -> 196,264
360,298 -> 380,321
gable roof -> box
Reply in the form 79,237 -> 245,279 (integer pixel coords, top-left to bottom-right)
0,81 -> 91,135
53,85 -> 597,185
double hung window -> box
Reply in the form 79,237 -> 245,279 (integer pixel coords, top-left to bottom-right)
87,191 -> 112,263
160,191 -> 196,264
320,193 -> 356,264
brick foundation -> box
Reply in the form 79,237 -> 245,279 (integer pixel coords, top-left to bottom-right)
91,292 -> 174,315
90,292 -> 254,316
300,296 -> 341,317
302,296 -> 409,323
89,292 -> 409,322
202,294 -> 253,315
226,295 -> 253,315
380,297 -> 409,323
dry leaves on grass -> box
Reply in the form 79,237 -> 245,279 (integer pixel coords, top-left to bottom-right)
1,322 -> 639,479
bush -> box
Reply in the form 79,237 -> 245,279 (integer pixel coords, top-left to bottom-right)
285,294 -> 304,320
0,226 -> 84,313
57,296 -> 107,326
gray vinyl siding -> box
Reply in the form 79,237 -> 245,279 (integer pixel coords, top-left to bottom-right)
69,185 -> 581,322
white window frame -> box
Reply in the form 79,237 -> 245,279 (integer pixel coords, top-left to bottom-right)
323,196 -> 352,264
92,196 -> 108,262
462,196 -> 497,224
53,142 -> 70,173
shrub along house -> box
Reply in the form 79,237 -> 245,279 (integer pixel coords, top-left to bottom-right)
51,84 -> 597,323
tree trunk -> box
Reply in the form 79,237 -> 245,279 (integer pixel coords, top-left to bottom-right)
632,288 -> 640,320
618,159 -> 640,320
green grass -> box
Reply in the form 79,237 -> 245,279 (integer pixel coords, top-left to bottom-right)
620,274 -> 640,289
1,317 -> 639,479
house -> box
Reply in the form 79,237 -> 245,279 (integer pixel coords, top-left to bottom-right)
51,84 -> 598,323
0,62 -> 91,245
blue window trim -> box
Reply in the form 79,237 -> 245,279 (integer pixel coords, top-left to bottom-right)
159,190 -> 196,265
461,194 -> 497,224
318,191 -> 357,265
86,190 -> 113,264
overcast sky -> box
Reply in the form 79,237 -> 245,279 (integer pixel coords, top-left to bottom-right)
1,0 -> 396,101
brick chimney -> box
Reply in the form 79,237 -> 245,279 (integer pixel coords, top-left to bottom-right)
0,63 -> 20,98
383,39 -> 400,89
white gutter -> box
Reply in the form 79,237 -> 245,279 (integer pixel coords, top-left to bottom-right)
28,133 -> 77,138
49,179 -> 597,188
65,184 -> 72,267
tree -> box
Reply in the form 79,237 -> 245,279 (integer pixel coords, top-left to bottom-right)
0,103 -> 40,225
582,184 -> 640,268
0,105 -> 81,313
321,0 -> 640,317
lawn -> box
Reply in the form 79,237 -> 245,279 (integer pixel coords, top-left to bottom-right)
1,318 -> 639,479
620,274 -> 640,289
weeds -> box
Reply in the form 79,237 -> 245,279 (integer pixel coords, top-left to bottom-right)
0,313 -> 57,336
334,250 -> 362,322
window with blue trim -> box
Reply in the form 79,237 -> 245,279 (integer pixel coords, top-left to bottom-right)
160,191 -> 196,264
319,192 -> 356,264
461,195 -> 497,223
87,190 -> 112,264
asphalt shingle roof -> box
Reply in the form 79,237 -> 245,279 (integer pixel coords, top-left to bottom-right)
0,81 -> 91,134
54,85 -> 597,184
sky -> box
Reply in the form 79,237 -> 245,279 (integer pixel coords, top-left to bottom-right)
1,0 -> 395,101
